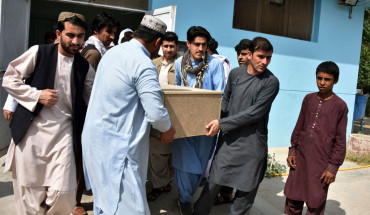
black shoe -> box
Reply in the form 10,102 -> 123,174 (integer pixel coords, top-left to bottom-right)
178,200 -> 192,215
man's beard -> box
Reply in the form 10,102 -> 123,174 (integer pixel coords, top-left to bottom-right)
60,35 -> 81,55
165,52 -> 176,59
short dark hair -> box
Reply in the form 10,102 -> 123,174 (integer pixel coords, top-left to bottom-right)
234,43 -> 250,53
44,32 -> 56,44
125,31 -> 133,37
91,12 -> 120,35
234,39 -> 251,53
121,32 -> 133,43
187,26 -> 211,43
134,25 -> 164,43
249,37 -> 273,54
316,61 -> 339,81
57,15 -> 87,32
208,37 -> 218,54
163,31 -> 178,44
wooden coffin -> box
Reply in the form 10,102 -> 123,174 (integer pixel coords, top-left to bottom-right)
159,84 -> 223,139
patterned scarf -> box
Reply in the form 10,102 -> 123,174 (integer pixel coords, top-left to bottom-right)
84,36 -> 109,56
180,50 -> 209,88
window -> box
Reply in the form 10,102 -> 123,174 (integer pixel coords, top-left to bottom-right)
233,0 -> 315,41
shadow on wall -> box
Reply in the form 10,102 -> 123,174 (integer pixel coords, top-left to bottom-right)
0,181 -> 14,198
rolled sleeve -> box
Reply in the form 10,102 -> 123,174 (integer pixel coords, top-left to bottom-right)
2,45 -> 41,112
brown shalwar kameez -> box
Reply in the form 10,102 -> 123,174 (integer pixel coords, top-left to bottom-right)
284,93 -> 348,214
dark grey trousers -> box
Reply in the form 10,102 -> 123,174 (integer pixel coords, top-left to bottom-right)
193,181 -> 259,215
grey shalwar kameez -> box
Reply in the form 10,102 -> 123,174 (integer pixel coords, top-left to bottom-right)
194,65 -> 279,215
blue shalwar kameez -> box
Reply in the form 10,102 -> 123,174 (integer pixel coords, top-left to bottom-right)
173,55 -> 225,203
82,39 -> 171,215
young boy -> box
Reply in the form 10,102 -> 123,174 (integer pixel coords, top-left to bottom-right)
284,61 -> 348,215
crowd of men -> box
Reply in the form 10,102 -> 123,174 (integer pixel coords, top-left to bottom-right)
2,10 -> 347,215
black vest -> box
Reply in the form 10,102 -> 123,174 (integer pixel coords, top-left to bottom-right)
80,44 -> 98,57
9,44 -> 89,155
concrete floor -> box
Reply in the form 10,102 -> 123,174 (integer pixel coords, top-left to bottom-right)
1,147 -> 370,215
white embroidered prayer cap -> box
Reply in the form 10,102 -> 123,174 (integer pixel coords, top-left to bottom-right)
140,15 -> 167,35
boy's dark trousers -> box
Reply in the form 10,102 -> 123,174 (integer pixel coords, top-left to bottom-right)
193,181 -> 259,215
285,197 -> 326,215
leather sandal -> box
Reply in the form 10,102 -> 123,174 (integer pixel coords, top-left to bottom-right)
163,183 -> 172,192
147,187 -> 164,201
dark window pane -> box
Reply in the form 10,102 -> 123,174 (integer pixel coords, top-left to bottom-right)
233,0 -> 314,41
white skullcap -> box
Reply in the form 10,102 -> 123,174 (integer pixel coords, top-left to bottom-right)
140,15 -> 167,35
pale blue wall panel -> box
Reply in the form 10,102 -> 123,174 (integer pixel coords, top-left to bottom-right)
151,0 -> 367,146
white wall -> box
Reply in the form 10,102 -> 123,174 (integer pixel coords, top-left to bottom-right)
0,0 -> 30,70
0,0 -> 31,150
